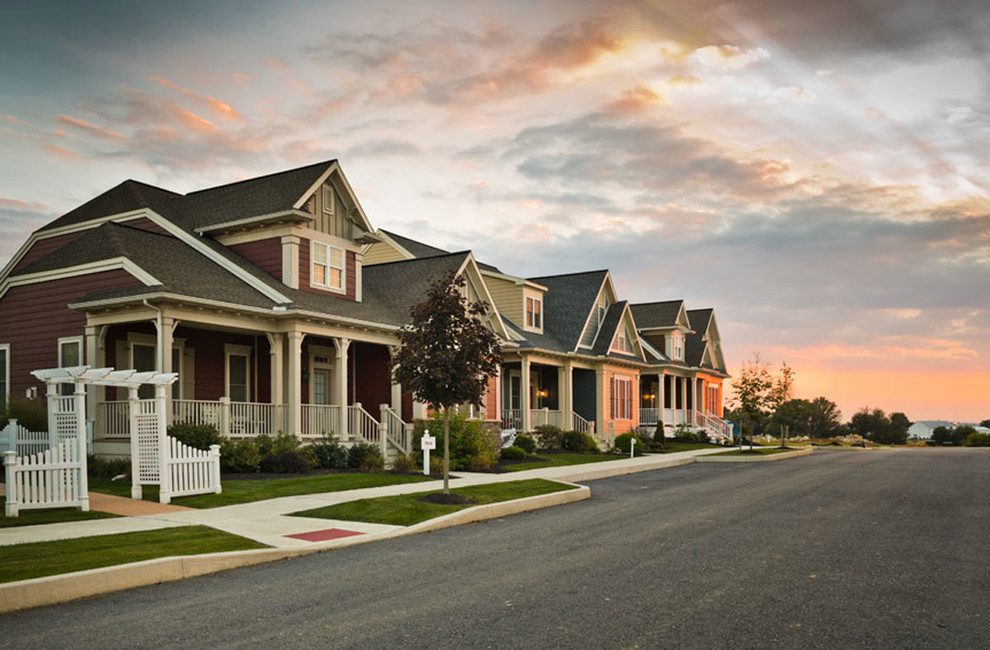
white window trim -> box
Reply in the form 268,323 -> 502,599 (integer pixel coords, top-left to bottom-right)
124,332 -> 188,398
58,336 -> 84,368
0,343 -> 9,409
525,295 -> 543,332
611,375 -> 633,420
311,240 -> 346,294
672,333 -> 684,361
322,185 -> 335,216
224,344 -> 252,402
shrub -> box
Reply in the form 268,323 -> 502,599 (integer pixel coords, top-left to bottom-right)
347,442 -> 383,471
964,432 -> 990,447
255,431 -> 303,457
259,450 -> 311,474
561,430 -> 598,453
614,432 -> 645,454
390,453 -> 418,473
167,423 -> 223,451
514,434 -> 536,454
0,397 -> 48,431
500,445 -> 526,460
359,449 -> 385,473
220,438 -> 262,473
532,424 -> 564,450
311,434 -> 349,470
87,455 -> 130,480
413,412 -> 501,471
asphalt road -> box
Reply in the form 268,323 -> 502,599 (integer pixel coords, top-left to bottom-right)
2,448 -> 988,649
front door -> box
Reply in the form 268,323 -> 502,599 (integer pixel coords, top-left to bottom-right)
312,369 -> 332,405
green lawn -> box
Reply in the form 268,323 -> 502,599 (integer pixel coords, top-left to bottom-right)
716,446 -> 805,456
653,441 -> 725,453
0,498 -> 119,529
0,525 -> 267,584
501,452 -> 627,472
88,472 -> 435,508
291,478 -> 576,527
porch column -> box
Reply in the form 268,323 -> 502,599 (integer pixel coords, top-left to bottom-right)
388,345 -> 402,417
562,362 -> 573,432
286,330 -> 303,436
158,316 -> 176,425
679,376 -> 686,423
657,372 -> 665,427
84,325 -> 103,436
595,368 -> 605,439
520,356 -> 531,432
493,364 -> 502,423
334,337 -> 351,438
266,333 -> 284,430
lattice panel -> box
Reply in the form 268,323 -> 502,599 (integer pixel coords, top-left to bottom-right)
136,413 -> 160,483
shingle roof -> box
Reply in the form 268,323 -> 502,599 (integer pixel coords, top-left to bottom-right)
527,270 -> 608,352
39,180 -> 182,232
630,300 -> 687,329
26,222 -> 278,308
592,301 -> 624,356
684,309 -> 712,368
360,252 -> 473,325
379,229 -> 450,259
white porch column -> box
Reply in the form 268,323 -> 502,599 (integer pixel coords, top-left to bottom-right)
520,356 -> 531,432
595,368 -> 605,439
334,337 -> 351,438
679,376 -> 687,424
84,325 -> 102,435
156,316 -> 176,425
286,330 -> 303,436
562,362 -> 573,432
657,372 -> 665,426
388,345 -> 403,417
493,364 -> 502,423
266,333 -> 284,432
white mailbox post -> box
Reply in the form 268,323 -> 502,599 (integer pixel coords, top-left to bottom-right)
421,432 -> 436,476
630,436 -> 636,459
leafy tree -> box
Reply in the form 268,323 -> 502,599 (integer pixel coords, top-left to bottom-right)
980,419 -> 990,428
931,425 -> 954,445
808,397 -> 842,438
727,354 -> 794,439
952,425 -> 977,445
770,398 -> 815,437
849,407 -> 906,444
392,270 -> 501,494
889,412 -> 911,440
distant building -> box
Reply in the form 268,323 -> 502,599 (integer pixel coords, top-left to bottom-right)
908,420 -> 954,439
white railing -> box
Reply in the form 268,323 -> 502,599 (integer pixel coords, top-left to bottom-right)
172,399 -> 224,430
301,404 -> 341,438
229,401 -> 285,437
162,437 -> 221,503
529,408 -> 563,429
0,421 -> 51,456
501,409 -> 522,430
639,408 -> 659,425
3,441 -> 88,517
97,400 -> 130,437
664,408 -> 675,425
572,412 -> 595,435
348,403 -> 381,445
381,404 -> 411,454
704,414 -> 733,443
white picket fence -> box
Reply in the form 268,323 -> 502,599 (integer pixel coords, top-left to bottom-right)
0,421 -> 51,456
162,437 -> 221,503
3,441 -> 88,516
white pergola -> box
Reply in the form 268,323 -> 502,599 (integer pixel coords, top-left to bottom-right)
31,365 -> 178,502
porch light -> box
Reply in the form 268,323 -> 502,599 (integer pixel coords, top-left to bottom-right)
536,389 -> 548,398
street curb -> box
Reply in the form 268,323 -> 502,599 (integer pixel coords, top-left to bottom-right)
0,483 -> 588,614
696,447 -> 814,463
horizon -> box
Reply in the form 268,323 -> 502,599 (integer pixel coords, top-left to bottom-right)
1,0 -> 987,422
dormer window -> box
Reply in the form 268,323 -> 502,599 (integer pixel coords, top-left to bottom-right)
615,328 -> 632,354
672,333 -> 684,360
312,241 -> 345,292
526,296 -> 542,330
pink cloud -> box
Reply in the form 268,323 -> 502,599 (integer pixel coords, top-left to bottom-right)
56,115 -> 128,141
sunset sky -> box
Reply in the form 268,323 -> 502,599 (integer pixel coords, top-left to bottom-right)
1,0 -> 987,423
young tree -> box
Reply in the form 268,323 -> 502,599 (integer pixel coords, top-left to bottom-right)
808,397 -> 842,438
727,354 -> 794,438
849,408 -> 906,444
392,270 -> 502,494
889,412 -> 911,441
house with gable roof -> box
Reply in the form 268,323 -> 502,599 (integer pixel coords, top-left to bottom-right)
0,161 -> 509,457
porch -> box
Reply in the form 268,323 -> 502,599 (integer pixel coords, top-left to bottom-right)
499,358 -> 596,437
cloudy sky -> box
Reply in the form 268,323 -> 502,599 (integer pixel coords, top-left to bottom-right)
1,0 -> 988,422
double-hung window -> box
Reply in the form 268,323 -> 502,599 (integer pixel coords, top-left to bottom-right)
672,333 -> 684,360
312,241 -> 345,292
58,336 -> 83,396
610,376 -> 633,420
525,296 -> 542,329
225,345 -> 251,403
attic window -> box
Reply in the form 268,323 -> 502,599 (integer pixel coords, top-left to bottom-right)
614,329 -> 632,354
312,241 -> 345,292
672,333 -> 684,360
598,295 -> 608,326
322,185 -> 335,216
525,296 -> 542,329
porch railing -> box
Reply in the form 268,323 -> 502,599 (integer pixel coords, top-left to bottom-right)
301,404 -> 341,438
571,412 -> 595,436
348,403 -> 382,446
639,408 -> 659,426
98,399 -> 286,439
501,409 -> 522,430
529,408 -> 562,429
381,404 -> 412,454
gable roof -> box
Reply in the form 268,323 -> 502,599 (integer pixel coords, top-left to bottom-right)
39,180 -> 182,233
378,229 -> 450,260
630,300 -> 691,331
684,308 -> 713,368
527,269 -> 609,352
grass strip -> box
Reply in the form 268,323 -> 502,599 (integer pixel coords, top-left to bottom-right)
716,447 -> 805,456
89,472 -> 435,508
501,452 -> 628,472
290,478 -> 576,527
0,525 -> 267,584
0,498 -> 119,529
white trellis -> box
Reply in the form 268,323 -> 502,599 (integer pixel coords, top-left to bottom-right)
3,366 -> 219,515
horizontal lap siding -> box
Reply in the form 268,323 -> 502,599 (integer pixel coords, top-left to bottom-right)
229,238 -> 282,281
0,270 -> 141,397
10,232 -> 86,274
